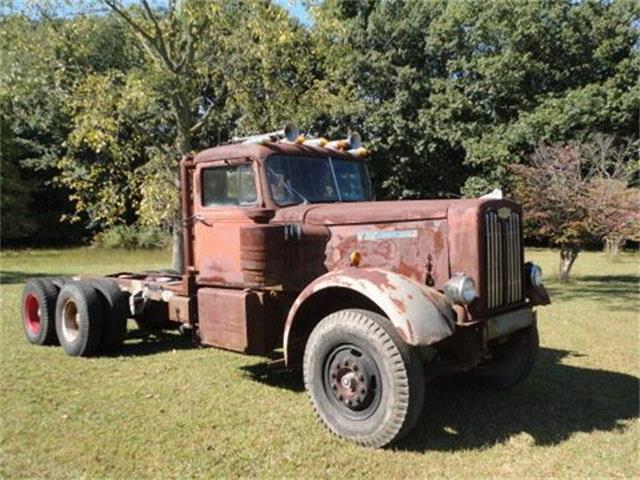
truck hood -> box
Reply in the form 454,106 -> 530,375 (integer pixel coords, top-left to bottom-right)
274,199 -> 483,226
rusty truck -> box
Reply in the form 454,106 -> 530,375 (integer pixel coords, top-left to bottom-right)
21,124 -> 550,448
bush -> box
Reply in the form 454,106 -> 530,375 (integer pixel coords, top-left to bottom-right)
92,225 -> 169,250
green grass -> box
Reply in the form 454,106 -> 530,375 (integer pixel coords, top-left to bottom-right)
1,247 -> 638,478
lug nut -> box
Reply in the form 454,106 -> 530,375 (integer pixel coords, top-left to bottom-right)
331,372 -> 337,379
353,365 -> 359,371
360,388 -> 366,394
338,394 -> 343,401
344,360 -> 349,367
347,400 -> 352,406
359,375 -> 365,382
332,384 -> 337,391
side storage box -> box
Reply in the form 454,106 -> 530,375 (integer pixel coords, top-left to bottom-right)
197,288 -> 267,354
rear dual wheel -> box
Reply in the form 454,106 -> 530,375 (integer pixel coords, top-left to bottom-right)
303,309 -> 425,448
54,279 -> 129,357
22,279 -> 61,346
55,282 -> 104,357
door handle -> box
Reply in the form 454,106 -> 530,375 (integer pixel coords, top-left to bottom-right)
184,214 -> 212,227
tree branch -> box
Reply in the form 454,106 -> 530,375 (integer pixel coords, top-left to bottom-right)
140,0 -> 178,71
103,0 -> 154,41
103,0 -> 178,72
190,100 -> 216,134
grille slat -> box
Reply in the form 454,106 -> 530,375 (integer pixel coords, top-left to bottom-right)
485,208 -> 523,310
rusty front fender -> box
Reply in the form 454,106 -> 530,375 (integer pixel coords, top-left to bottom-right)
283,268 -> 456,365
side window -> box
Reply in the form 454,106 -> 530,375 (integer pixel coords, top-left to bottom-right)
202,164 -> 257,207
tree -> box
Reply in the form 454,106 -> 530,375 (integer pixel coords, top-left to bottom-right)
99,0 -> 225,271
0,115 -> 35,240
511,136 -> 639,281
581,135 -> 640,256
310,0 -> 640,199
98,0 -> 316,270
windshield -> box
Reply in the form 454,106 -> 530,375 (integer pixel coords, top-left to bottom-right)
266,155 -> 373,206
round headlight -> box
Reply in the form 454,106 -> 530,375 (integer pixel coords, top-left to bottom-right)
529,264 -> 543,287
444,274 -> 477,305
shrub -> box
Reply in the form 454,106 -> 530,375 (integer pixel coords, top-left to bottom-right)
92,224 -> 169,250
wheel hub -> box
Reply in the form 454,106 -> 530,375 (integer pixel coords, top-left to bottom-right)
24,294 -> 41,334
328,350 -> 374,411
62,299 -> 80,343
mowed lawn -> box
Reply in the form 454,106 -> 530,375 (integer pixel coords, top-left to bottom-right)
0,247 -> 638,478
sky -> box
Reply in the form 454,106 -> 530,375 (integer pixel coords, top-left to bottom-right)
4,0 -> 312,26
274,0 -> 311,27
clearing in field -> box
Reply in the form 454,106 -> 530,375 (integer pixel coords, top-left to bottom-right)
0,248 -> 638,478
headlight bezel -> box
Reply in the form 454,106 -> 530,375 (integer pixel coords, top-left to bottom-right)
443,273 -> 477,305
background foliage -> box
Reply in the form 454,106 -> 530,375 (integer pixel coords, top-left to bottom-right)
1,0 -> 638,251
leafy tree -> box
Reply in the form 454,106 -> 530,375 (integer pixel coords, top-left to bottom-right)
0,13 -> 82,243
511,136 -> 639,281
581,136 -> 640,256
96,0 -> 316,270
0,115 -> 35,239
310,0 -> 640,199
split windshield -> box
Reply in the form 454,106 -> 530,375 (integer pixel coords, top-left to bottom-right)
266,155 -> 373,206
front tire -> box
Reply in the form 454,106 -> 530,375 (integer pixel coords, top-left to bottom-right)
303,309 -> 425,448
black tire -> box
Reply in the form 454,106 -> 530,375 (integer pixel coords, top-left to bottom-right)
21,278 -> 60,346
135,301 -> 174,332
303,309 -> 425,448
465,323 -> 539,389
88,279 -> 129,353
55,281 -> 104,357
48,277 -> 71,289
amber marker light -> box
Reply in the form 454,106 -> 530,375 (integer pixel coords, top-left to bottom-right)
304,137 -> 328,147
350,251 -> 362,267
348,147 -> 369,158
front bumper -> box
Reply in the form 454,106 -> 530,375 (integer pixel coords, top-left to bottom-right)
486,307 -> 536,341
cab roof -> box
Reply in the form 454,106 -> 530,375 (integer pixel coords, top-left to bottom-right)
193,142 -> 362,164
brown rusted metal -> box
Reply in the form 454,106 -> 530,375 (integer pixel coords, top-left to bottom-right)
197,287 -> 268,354
283,267 -> 457,363
168,295 -> 191,324
185,141 -> 549,365
47,140 -> 549,372
239,224 -> 285,286
181,155 -> 195,275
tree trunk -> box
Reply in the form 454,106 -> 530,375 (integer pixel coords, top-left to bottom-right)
604,236 -> 624,257
558,247 -> 579,282
171,222 -> 184,274
170,94 -> 193,273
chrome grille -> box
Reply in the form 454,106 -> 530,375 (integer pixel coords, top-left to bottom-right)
485,209 -> 523,310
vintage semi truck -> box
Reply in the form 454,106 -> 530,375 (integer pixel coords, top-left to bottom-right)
21,124 -> 550,447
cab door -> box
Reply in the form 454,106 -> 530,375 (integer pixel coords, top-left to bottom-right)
192,158 -> 259,286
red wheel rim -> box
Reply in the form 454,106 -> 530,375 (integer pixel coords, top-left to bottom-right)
24,293 -> 41,334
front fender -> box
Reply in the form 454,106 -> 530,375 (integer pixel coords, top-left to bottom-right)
284,268 -> 456,358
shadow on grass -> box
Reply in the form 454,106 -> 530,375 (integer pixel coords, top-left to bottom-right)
546,273 -> 639,312
399,347 -> 638,451
242,348 -> 638,451
0,271 -> 69,285
115,329 -> 194,357
241,360 -> 305,393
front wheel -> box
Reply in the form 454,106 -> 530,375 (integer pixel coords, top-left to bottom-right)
303,309 -> 425,448
465,323 -> 539,389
